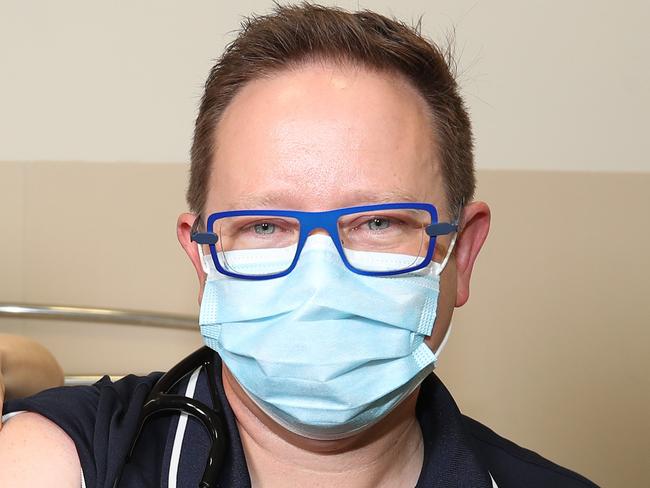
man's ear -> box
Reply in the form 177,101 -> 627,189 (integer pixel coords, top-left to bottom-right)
454,201 -> 491,307
177,212 -> 207,304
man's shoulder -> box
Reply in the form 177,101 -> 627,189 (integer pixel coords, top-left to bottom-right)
462,415 -> 599,488
0,412 -> 81,487
3,371 -> 162,428
2,372 -> 164,488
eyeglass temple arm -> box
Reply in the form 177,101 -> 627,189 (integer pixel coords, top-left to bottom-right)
425,221 -> 459,237
191,232 -> 218,245
190,216 -> 219,245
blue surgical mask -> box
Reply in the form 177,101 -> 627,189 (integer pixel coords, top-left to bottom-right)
199,234 -> 454,440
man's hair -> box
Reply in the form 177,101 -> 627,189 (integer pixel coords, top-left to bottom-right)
188,3 -> 475,219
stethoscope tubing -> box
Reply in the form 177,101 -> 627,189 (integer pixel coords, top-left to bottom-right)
112,347 -> 227,488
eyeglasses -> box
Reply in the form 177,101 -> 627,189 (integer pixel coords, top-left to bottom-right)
191,202 -> 458,280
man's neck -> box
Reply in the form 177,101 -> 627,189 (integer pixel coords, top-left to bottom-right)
222,367 -> 424,488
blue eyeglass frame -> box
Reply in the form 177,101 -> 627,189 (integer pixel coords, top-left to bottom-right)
191,202 -> 458,280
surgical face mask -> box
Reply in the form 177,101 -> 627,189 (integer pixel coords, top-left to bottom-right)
199,234 -> 454,440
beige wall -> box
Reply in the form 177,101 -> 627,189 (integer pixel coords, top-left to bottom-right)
0,162 -> 203,374
1,0 -> 648,172
1,1 -> 649,487
1,162 -> 648,487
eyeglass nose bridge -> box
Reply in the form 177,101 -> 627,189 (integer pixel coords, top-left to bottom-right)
293,211 -> 346,265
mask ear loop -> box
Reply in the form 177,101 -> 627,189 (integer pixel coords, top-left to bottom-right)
432,202 -> 464,359
433,321 -> 454,358
191,214 -> 215,276
197,243 -> 211,275
431,230 -> 459,360
438,233 -> 458,273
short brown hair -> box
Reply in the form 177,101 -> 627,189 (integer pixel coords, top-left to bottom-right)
188,3 -> 474,218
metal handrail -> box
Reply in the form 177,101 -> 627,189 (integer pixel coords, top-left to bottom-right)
0,303 -> 199,385
0,303 -> 197,330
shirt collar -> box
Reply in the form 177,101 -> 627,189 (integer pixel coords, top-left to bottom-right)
414,373 -> 495,488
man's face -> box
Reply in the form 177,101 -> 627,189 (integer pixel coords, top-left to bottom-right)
202,62 -> 457,352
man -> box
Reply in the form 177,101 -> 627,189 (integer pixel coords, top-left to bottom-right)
0,4 -> 598,487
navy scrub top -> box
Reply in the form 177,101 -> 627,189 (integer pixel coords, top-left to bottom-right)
3,351 -> 598,488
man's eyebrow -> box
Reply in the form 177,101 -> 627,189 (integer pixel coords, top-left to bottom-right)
224,189 -> 423,210
344,189 -> 422,205
225,192 -> 290,210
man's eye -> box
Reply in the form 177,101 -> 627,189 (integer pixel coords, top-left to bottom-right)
254,222 -> 275,234
367,218 -> 390,231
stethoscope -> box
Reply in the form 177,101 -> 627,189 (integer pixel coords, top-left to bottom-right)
112,346 -> 227,488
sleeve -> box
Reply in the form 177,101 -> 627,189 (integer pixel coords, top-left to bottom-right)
2,372 -> 163,488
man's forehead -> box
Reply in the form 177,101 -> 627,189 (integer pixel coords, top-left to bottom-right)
207,64 -> 445,214
213,64 -> 436,159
